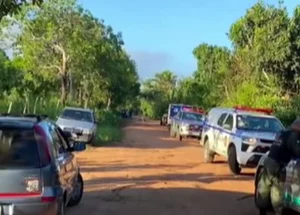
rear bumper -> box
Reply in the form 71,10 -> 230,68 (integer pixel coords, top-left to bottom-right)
0,202 -> 58,215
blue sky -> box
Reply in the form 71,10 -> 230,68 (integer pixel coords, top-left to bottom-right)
81,1 -> 296,79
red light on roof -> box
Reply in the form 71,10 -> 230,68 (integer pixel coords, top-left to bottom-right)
234,106 -> 273,115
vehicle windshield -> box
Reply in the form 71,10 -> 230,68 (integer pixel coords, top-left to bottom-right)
60,109 -> 93,122
0,127 -> 39,169
182,112 -> 203,121
236,114 -> 283,133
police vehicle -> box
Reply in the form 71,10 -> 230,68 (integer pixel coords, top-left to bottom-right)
167,104 -> 192,130
201,106 -> 284,174
170,107 -> 205,141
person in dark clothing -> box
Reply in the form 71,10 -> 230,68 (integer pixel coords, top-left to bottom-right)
256,118 -> 300,215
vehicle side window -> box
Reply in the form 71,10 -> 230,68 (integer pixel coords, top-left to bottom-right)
217,113 -> 228,126
175,111 -> 181,119
48,123 -> 66,156
178,112 -> 183,119
223,114 -> 234,130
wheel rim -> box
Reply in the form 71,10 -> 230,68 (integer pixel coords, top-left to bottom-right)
72,176 -> 82,200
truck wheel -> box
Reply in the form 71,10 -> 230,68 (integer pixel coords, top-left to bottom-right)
178,134 -> 182,141
228,145 -> 241,175
170,128 -> 174,138
255,167 -> 272,213
204,139 -> 214,163
160,121 -> 162,126
254,167 -> 264,208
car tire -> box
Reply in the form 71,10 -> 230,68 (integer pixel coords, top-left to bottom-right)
67,173 -> 84,207
254,167 -> 263,208
204,139 -> 214,163
228,145 -> 241,175
160,121 -> 162,126
179,134 -> 182,141
254,167 -> 273,213
88,134 -> 95,145
170,128 -> 175,138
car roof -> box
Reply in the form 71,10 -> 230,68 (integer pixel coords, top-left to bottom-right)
0,117 -> 37,128
63,106 -> 93,112
210,107 -> 276,118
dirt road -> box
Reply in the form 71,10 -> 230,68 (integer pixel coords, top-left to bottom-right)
69,119 -> 258,215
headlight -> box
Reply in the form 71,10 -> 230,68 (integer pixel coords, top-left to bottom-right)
83,129 -> 92,134
242,137 -> 257,144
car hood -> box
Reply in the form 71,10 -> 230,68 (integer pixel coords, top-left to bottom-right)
237,130 -> 277,141
56,117 -> 94,130
181,120 -> 204,126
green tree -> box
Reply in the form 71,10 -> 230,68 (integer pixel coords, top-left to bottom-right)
0,0 -> 43,20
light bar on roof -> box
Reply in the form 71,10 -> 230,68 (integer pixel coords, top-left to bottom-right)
182,106 -> 205,114
234,106 -> 273,115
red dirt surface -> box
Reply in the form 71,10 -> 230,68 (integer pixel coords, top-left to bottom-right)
68,119 -> 258,215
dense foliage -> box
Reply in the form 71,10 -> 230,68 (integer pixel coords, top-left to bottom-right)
0,0 -> 140,119
140,1 -> 300,125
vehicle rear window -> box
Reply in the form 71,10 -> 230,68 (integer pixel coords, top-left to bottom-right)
60,109 -> 93,122
0,127 -> 40,168
182,112 -> 204,121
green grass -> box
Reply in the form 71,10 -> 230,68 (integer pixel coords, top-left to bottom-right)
93,124 -> 124,146
0,97 -> 125,146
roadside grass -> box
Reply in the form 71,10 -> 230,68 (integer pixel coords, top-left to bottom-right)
92,110 -> 125,146
0,97 -> 125,146
93,124 -> 124,146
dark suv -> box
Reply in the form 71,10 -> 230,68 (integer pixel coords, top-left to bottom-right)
0,114 -> 85,215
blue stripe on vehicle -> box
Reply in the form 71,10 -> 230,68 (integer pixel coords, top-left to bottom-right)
203,122 -> 242,137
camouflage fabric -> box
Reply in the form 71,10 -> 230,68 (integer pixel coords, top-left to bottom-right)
256,159 -> 285,214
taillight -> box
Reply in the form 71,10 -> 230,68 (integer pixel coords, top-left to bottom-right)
34,125 -> 51,166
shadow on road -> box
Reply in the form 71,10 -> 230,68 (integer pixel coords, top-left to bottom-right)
80,163 -> 196,173
83,172 -> 254,186
67,186 -> 257,215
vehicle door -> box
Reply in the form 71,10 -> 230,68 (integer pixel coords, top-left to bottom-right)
217,114 -> 234,156
213,113 -> 228,153
48,122 -> 76,200
172,111 -> 182,133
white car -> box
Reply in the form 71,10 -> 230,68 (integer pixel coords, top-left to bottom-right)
56,107 -> 97,143
200,106 -> 285,174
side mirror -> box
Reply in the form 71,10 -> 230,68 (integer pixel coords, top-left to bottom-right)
72,142 -> 86,152
223,124 -> 231,130
63,131 -> 72,139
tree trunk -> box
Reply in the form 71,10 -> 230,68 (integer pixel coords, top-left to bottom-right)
106,97 -> 111,110
60,75 -> 68,106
